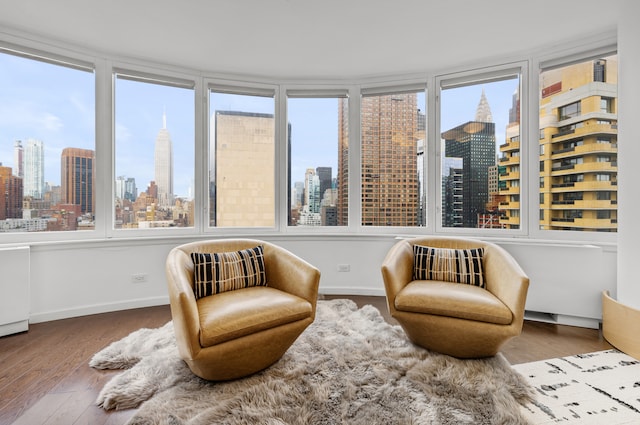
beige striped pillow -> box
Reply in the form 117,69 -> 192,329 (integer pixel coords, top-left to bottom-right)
413,245 -> 485,288
191,246 -> 267,299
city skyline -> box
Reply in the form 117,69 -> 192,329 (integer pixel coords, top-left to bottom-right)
1,50 -> 518,228
1,49 -> 518,200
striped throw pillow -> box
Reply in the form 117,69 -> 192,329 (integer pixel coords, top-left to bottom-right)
191,245 -> 267,299
413,245 -> 485,288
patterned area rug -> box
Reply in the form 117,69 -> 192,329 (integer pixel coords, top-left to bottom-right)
90,299 -> 534,425
513,349 -> 640,424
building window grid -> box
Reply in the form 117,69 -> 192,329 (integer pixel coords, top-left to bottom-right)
540,53 -> 617,233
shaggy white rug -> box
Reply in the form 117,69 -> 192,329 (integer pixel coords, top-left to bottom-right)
513,349 -> 640,424
90,299 -> 535,425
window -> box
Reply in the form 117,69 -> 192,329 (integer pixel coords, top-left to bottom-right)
439,70 -> 521,230
601,97 -> 614,113
0,34 -> 619,243
594,59 -> 606,82
360,88 -> 425,227
286,93 -> 348,227
558,102 -> 581,120
539,53 -> 617,233
597,210 -> 611,219
209,87 -> 275,228
0,48 -> 95,233
114,72 -> 195,229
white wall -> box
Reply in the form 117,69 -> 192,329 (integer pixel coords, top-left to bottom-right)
26,236 -> 616,328
616,0 -> 640,310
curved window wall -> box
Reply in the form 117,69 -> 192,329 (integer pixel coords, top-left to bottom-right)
0,32 -> 617,244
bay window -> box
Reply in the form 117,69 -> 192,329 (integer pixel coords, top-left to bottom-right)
0,33 -> 619,244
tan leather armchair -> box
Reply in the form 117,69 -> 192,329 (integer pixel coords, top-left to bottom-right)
381,237 -> 529,358
166,239 -> 320,381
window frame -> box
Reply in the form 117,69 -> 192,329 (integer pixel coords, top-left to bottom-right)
204,79 -> 280,235
0,29 -> 619,246
0,41 -> 101,244
108,64 -> 200,239
434,62 -> 528,237
283,87 -> 351,231
531,45 -> 618,243
358,82 -> 427,232
281,85 -> 354,234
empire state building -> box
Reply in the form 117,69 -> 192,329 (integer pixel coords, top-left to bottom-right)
154,112 -> 173,207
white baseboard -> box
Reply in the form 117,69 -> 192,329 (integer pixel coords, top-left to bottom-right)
0,319 -> 29,337
29,296 -> 170,324
525,310 -> 601,329
319,286 -> 386,297
29,290 -> 386,325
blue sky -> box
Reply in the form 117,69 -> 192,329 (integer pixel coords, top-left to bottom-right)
1,51 -> 519,199
115,77 -> 194,198
0,53 -> 95,184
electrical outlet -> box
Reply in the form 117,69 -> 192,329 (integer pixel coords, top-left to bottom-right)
337,264 -> 350,272
131,273 -> 148,283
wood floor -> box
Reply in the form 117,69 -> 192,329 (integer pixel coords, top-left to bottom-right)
0,295 -> 612,425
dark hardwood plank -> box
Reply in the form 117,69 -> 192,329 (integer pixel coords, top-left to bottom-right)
0,305 -> 171,425
0,296 -> 613,425
501,319 -> 612,364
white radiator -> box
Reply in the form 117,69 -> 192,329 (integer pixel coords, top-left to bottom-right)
0,246 -> 30,336
497,241 -> 611,328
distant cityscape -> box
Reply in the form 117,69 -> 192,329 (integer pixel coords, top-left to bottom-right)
0,112 -> 195,232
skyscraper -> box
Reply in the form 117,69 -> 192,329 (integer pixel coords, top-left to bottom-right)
337,99 -> 349,226
24,139 -> 44,199
13,140 -> 23,178
305,168 -> 320,214
316,166 -> 332,204
125,177 -> 137,202
497,86 -> 521,229
442,158 -> 463,227
355,93 -> 420,226
115,176 -> 126,201
61,148 -> 95,215
537,55 -> 618,231
214,110 -> 275,227
0,165 -> 23,219
154,112 -> 173,207
442,91 -> 496,228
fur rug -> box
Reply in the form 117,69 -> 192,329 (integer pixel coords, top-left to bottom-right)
90,299 -> 534,425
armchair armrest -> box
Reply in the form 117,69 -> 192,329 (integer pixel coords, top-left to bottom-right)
166,247 -> 201,359
381,240 -> 414,314
264,244 -> 320,309
483,245 -> 530,324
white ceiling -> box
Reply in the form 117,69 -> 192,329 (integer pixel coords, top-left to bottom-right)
0,0 -> 623,80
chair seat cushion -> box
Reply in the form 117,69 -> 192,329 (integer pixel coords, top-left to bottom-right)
394,280 -> 513,325
196,286 -> 313,347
